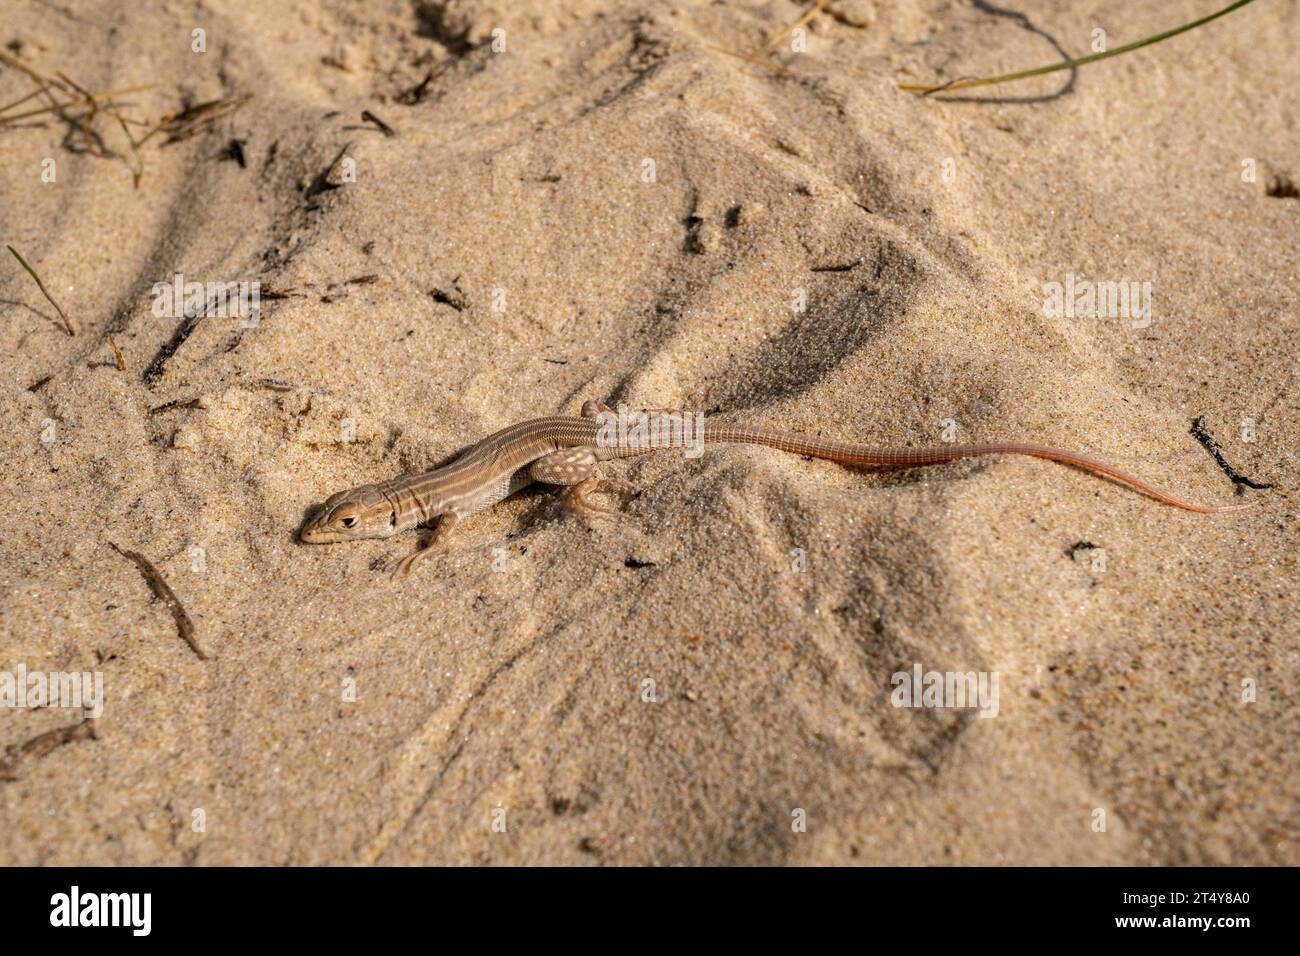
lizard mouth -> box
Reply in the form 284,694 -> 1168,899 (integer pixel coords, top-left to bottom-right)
299,512 -> 337,544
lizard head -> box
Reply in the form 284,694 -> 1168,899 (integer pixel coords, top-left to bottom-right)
300,484 -> 397,543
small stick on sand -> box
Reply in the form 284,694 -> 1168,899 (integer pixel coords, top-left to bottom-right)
6,244 -> 76,335
401,63 -> 449,105
0,718 -> 98,782
109,542 -> 208,660
108,334 -> 126,370
361,109 -> 396,137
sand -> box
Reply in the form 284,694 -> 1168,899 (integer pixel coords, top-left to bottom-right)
0,0 -> 1295,865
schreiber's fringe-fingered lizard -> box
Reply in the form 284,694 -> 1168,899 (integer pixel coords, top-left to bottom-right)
300,401 -> 1250,575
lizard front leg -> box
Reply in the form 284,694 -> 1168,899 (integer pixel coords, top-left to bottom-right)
393,512 -> 458,577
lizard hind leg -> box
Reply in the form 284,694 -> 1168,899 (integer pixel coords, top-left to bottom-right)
530,448 -> 624,518
565,476 -> 625,518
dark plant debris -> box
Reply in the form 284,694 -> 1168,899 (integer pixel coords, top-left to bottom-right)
360,109 -> 396,137
1189,416 -> 1272,489
1265,173 -> 1299,198
1066,540 -> 1097,561
221,138 -> 247,167
0,718 -> 98,783
109,542 -> 208,660
430,277 -> 467,311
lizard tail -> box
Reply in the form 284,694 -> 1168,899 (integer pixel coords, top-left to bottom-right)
703,425 -> 1251,515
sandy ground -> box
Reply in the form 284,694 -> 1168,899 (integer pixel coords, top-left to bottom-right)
0,0 -> 1295,865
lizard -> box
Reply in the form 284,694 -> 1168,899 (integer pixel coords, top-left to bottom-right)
298,400 -> 1251,575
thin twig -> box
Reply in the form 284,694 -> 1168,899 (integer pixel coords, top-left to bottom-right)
55,71 -> 102,155
6,245 -> 75,335
0,49 -> 70,91
0,84 -> 51,117
360,109 -> 396,137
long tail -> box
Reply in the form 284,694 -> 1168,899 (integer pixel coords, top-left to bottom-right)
703,424 -> 1250,514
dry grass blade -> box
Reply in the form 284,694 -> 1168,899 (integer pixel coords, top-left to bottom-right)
709,0 -> 833,76
108,334 -> 126,370
899,0 -> 1259,95
0,85 -> 153,126
0,84 -> 52,116
3,48 -> 247,187
54,71 -> 103,155
765,0 -> 832,51
138,93 -> 252,147
0,49 -> 69,91
708,44 -> 791,75
6,244 -> 75,335
1,51 -> 245,187
103,98 -> 145,186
